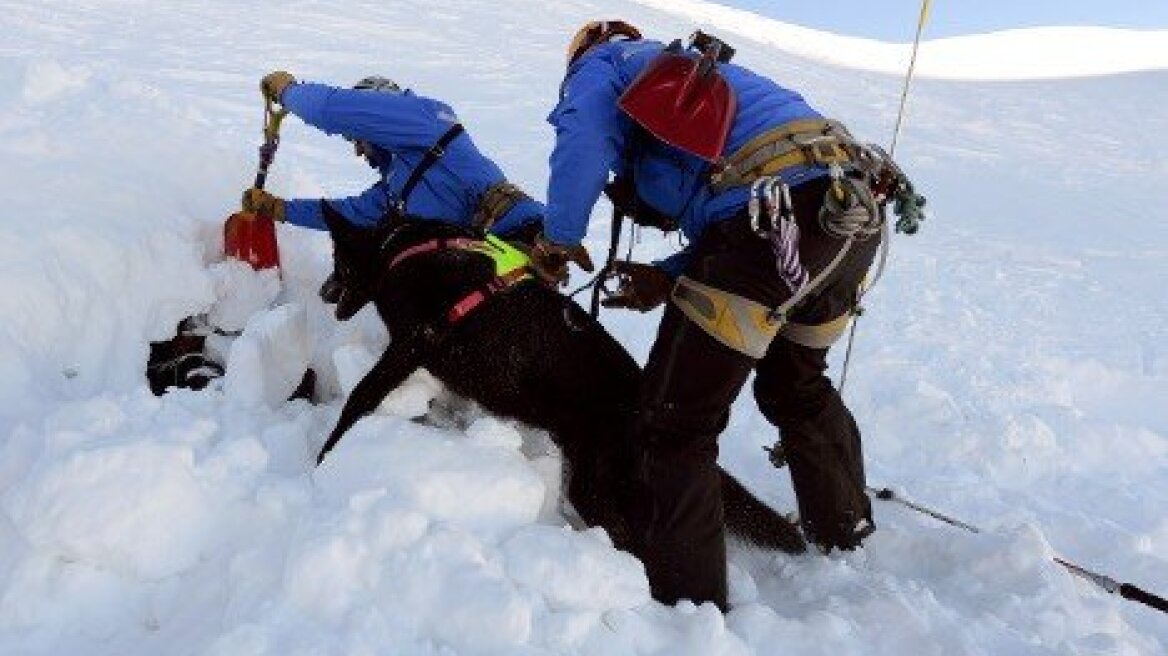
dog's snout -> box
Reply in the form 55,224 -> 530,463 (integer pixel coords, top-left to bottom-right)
319,272 -> 343,305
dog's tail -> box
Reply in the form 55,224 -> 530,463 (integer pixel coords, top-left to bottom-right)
719,470 -> 807,554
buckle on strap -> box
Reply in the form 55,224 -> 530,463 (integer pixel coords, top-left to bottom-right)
791,132 -> 845,166
711,118 -> 858,192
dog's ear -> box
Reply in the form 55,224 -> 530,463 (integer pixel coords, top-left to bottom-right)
320,201 -> 356,242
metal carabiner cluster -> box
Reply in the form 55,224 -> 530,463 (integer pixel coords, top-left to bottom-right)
747,176 -> 793,237
749,177 -> 808,295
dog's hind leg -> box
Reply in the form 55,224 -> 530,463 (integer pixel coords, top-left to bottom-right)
317,340 -> 422,464
720,471 -> 807,554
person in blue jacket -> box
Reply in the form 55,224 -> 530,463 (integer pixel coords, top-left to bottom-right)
242,71 -> 544,242
534,21 -> 886,611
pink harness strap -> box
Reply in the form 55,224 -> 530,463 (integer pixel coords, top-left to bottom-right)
388,238 -> 481,270
385,237 -> 531,324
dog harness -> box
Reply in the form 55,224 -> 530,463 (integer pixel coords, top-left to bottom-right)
386,234 -> 533,323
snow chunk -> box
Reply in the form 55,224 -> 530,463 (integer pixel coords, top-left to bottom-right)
21,60 -> 90,104
315,420 -> 545,539
503,525 -> 649,611
206,259 -> 281,334
3,441 -> 215,580
224,303 -> 311,408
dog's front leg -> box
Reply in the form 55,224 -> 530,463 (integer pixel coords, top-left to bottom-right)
317,340 -> 422,465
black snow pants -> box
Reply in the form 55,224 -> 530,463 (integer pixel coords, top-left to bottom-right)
628,176 -> 879,611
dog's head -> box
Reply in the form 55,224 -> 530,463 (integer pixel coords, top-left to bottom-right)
322,203 -> 499,323
321,202 -> 389,321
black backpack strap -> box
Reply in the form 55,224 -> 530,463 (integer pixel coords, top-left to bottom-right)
396,123 -> 465,212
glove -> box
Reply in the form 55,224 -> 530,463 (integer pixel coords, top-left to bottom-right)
528,234 -> 595,286
260,70 -> 296,103
241,187 -> 286,222
600,260 -> 673,312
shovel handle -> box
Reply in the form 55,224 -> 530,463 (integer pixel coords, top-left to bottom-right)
253,99 -> 289,190
253,141 -> 278,190
690,30 -> 735,64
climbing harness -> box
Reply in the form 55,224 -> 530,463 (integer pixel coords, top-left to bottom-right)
583,30 -> 924,353
392,123 -> 466,214
473,181 -> 532,232
742,158 -> 887,326
670,275 -> 782,359
710,118 -> 857,193
666,168 -> 885,360
385,123 -> 531,235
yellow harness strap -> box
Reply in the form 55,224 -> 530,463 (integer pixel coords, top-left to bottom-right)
670,276 -> 781,359
779,314 -> 852,349
670,273 -> 858,357
710,118 -> 857,192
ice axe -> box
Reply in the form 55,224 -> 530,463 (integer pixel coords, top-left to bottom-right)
866,484 -> 1168,616
224,97 -> 286,270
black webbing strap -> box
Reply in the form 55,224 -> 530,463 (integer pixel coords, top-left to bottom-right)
396,123 -> 465,212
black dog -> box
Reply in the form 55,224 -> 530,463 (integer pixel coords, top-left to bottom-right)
317,202 -> 805,554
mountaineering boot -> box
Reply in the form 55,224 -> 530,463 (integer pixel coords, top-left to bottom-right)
804,511 -> 875,554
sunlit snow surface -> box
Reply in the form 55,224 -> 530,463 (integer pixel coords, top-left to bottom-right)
1,1 -> 1166,654
637,0 -> 1168,80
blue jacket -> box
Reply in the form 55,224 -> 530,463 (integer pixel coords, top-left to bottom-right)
281,83 -> 543,235
545,40 -> 827,275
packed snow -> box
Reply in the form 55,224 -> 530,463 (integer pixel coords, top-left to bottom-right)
1,0 -> 1166,654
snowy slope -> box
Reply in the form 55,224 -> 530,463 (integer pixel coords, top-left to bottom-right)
1,1 -> 1166,654
636,0 -> 1168,79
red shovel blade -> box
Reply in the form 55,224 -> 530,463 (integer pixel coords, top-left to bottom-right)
618,51 -> 737,162
224,211 -> 281,271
